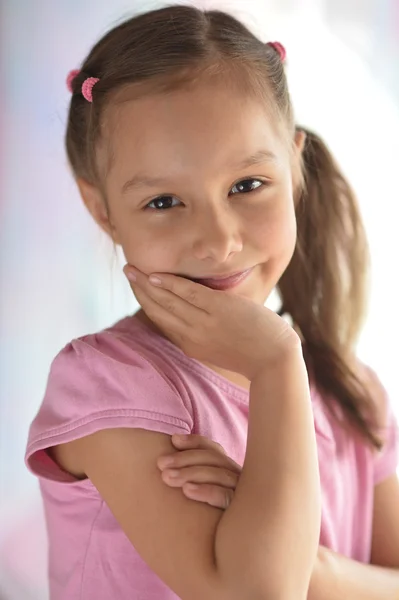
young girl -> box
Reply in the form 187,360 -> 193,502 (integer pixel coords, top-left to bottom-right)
25,4 -> 399,600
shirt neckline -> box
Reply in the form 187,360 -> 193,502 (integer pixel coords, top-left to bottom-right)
119,314 -> 251,400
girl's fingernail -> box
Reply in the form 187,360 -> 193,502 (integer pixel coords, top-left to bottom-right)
158,455 -> 174,467
126,270 -> 136,282
185,483 -> 199,491
164,469 -> 180,478
149,275 -> 162,286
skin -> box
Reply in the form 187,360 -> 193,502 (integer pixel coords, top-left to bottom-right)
78,79 -> 305,387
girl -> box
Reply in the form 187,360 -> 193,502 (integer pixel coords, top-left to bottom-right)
25,4 -> 399,600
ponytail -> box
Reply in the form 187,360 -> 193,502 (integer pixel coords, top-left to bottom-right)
278,127 -> 382,450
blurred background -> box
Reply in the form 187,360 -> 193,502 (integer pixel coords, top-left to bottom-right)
0,0 -> 398,598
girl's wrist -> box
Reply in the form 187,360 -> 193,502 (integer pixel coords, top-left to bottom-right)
250,347 -> 306,386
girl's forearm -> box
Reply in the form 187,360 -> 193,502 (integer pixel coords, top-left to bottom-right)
309,546 -> 399,600
214,350 -> 321,599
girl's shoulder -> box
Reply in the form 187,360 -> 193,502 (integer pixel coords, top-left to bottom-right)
311,358 -> 398,482
25,314 -> 194,482
355,360 -> 399,483
49,313 -> 197,402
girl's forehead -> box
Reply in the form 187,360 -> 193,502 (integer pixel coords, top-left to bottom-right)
105,85 -> 284,164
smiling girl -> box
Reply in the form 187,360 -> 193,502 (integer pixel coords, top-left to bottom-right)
25,5 -> 398,600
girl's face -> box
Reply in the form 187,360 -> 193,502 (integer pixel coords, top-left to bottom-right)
81,82 -> 303,306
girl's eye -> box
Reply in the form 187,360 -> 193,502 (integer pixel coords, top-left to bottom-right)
144,178 -> 266,211
229,178 -> 265,195
145,196 -> 181,210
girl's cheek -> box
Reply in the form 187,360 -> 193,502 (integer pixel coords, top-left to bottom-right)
245,207 -> 280,244
123,236 -> 181,276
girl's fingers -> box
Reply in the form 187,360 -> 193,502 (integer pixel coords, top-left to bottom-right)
125,265 -> 215,313
158,448 -> 241,475
182,483 -> 234,510
128,283 -> 187,339
124,265 -> 205,328
171,433 -> 227,454
161,465 -> 239,489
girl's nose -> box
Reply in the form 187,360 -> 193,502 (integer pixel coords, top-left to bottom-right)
190,206 -> 243,262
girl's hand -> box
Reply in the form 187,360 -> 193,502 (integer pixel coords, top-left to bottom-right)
123,264 -> 301,381
157,434 -> 241,510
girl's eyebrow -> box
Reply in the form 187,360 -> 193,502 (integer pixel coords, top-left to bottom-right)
120,149 -> 278,195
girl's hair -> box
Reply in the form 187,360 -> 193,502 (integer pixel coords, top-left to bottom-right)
66,4 -> 382,449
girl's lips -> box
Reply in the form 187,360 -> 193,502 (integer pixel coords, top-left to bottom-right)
193,267 -> 254,290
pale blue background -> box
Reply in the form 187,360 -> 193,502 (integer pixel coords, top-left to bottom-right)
1,1 -> 398,598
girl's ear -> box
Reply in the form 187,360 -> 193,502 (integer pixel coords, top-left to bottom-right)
76,178 -> 121,245
291,128 -> 307,202
294,128 -> 307,157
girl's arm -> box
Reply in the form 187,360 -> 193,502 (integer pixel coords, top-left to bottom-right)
213,355 -> 320,598
309,537 -> 399,600
57,351 -> 320,600
371,473 -> 399,569
162,438 -> 399,599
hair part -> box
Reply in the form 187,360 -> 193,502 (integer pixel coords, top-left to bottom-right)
65,3 -> 383,450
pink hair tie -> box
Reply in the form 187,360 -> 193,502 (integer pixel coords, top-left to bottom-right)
81,77 -> 100,103
267,41 -> 287,63
66,69 -> 80,92
66,69 -> 100,102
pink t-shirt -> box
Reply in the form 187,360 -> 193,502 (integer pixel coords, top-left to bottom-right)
25,314 -> 398,600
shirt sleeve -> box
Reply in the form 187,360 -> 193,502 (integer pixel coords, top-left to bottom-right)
369,368 -> 399,485
25,336 -> 193,482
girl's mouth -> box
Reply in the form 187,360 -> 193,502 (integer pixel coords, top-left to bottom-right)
191,267 -> 254,290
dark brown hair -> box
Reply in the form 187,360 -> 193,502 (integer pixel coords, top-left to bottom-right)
65,4 -> 383,449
